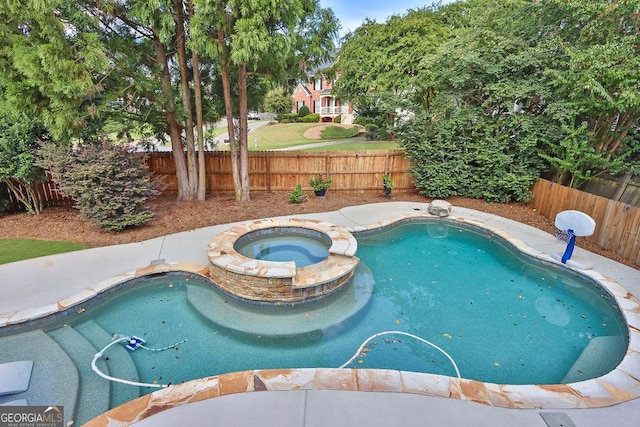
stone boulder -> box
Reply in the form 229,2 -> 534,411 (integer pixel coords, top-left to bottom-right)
428,200 -> 452,217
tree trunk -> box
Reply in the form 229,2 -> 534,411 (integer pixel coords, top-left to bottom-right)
27,182 -> 43,214
217,27 -> 242,201
173,0 -> 198,199
153,37 -> 191,201
5,180 -> 41,214
237,63 -> 251,202
188,0 -> 206,201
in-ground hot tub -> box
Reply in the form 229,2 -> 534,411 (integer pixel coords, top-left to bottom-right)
207,218 -> 359,305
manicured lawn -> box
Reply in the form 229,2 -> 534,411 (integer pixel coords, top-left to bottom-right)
246,123 -> 399,151
207,123 -> 399,151
248,122 -> 320,149
213,122 -> 319,151
0,239 -> 89,265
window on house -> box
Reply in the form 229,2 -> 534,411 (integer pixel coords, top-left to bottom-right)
314,79 -> 322,91
297,100 -> 305,112
313,100 -> 320,114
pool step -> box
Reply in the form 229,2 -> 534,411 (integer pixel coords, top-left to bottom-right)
562,335 -> 626,383
0,329 -> 78,426
74,320 -> 141,407
48,325 -> 111,425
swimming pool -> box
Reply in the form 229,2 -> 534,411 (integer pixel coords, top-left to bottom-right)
73,220 -> 625,384
0,212 -> 632,426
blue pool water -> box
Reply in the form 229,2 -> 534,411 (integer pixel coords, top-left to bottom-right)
1,220 -> 629,415
235,229 -> 330,266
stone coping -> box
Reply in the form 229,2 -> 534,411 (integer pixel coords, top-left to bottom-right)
206,217 -> 358,279
1,209 -> 639,425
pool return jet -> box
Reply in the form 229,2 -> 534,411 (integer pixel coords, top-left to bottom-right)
552,210 -> 596,270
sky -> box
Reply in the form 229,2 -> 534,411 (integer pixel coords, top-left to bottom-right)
320,0 -> 455,36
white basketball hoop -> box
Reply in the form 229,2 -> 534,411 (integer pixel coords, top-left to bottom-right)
551,210 -> 596,270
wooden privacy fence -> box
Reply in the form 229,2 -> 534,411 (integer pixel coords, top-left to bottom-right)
4,173 -> 73,210
4,149 -> 415,210
7,154 -> 638,267
148,149 -> 415,195
530,179 -> 640,267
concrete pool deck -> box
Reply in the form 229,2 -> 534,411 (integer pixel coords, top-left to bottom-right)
1,201 -> 639,426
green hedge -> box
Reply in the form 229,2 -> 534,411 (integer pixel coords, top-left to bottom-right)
301,113 -> 319,123
278,113 -> 299,123
397,107 -> 547,203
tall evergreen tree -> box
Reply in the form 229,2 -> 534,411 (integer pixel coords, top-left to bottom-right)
191,0 -> 338,201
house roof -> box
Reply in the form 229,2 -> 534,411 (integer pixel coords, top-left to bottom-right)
295,83 -> 312,96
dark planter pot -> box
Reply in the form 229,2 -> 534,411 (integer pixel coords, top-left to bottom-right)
314,188 -> 327,197
383,186 -> 392,199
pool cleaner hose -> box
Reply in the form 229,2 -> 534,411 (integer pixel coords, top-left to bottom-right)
91,335 -> 188,388
339,330 -> 461,378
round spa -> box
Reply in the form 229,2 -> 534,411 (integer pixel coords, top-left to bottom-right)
207,218 -> 359,305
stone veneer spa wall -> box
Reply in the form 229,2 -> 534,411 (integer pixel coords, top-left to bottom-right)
206,218 -> 360,305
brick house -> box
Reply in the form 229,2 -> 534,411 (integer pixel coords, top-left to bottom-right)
292,76 -> 354,123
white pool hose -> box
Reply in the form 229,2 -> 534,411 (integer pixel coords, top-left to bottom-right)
339,330 -> 461,378
91,335 -> 188,388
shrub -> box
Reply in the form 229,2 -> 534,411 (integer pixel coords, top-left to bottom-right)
278,113 -> 299,123
397,107 -> 545,203
301,113 -> 320,123
298,105 -> 310,117
39,141 -> 159,231
319,126 -> 360,140
333,115 -> 341,124
289,184 -> 307,203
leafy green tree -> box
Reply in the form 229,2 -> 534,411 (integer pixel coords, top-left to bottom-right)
191,0 -> 338,202
0,0 -> 108,141
264,88 -> 293,116
427,0 -> 640,188
390,0 -> 554,200
2,0 -> 338,205
80,0 -> 205,201
531,0 -> 640,186
333,8 -> 451,113
0,113 -> 50,213
2,0 -> 225,202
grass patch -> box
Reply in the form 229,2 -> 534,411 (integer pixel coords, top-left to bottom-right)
0,239 -> 90,265
320,126 -> 361,140
213,122 -> 319,151
211,122 -> 401,151
207,126 -> 228,138
248,123 -> 320,149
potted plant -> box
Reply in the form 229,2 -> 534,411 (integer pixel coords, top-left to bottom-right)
382,174 -> 394,198
309,175 -> 332,197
